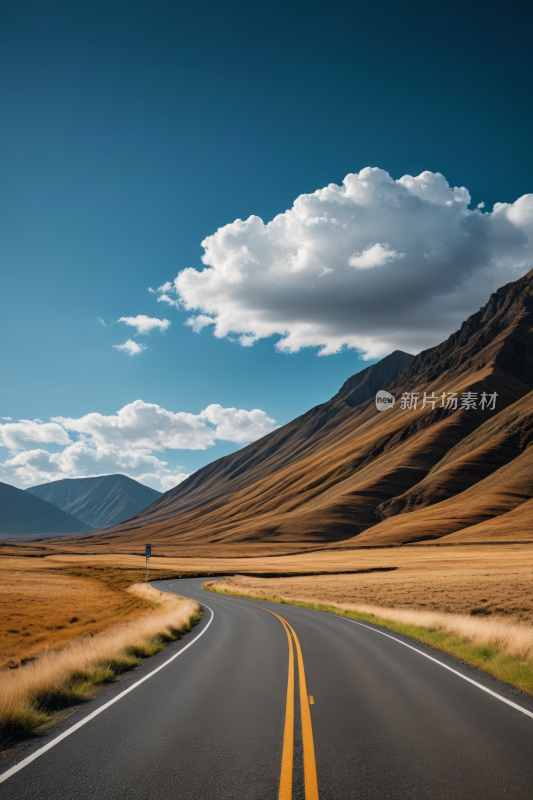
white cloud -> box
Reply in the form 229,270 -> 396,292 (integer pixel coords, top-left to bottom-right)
55,401 -> 218,451
113,340 -> 148,356
348,243 -> 405,270
0,400 -> 278,491
118,315 -> 171,335
199,404 -> 279,443
158,473 -> 189,491
97,317 -> 106,326
2,417 -> 12,421
154,168 -> 533,358
54,400 -> 277,451
153,282 -> 180,308
0,420 -> 71,451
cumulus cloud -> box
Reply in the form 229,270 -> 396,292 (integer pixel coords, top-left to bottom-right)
113,340 -> 148,356
199,404 -> 280,443
0,400 -> 278,491
0,420 -> 71,451
118,315 -> 171,335
55,401 -> 218,451
153,168 -> 533,358
54,400 -> 277,451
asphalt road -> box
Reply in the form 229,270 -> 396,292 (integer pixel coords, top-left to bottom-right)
2,577 -> 533,799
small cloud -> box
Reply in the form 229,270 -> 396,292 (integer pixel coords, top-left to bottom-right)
149,281 -> 181,308
185,314 -> 216,334
2,417 -> 12,421
158,472 -> 190,491
113,340 -> 148,356
97,317 -> 106,327
349,243 -> 405,270
319,267 -> 334,276
157,294 -> 180,308
117,315 -> 171,335
477,202 -> 485,209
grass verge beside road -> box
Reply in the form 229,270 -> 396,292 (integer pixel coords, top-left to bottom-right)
205,580 -> 533,697
0,584 -> 200,749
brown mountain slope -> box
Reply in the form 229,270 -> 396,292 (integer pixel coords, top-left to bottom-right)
350,388 -> 533,545
69,268 -> 533,549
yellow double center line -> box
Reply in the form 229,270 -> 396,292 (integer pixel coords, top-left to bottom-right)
257,607 -> 319,800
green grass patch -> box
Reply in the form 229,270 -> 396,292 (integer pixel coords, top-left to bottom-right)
205,585 -> 533,697
0,704 -> 52,744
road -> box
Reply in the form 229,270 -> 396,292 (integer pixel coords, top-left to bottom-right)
2,576 -> 533,799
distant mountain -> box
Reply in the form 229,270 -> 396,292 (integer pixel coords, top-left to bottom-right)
0,481 -> 93,536
26,474 -> 162,530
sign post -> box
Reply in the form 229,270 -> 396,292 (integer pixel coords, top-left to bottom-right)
145,544 -> 151,583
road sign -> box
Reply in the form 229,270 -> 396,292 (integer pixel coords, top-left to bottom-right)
145,544 -> 152,583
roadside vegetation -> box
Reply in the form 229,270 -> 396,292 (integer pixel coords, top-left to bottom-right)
0,582 -> 200,749
205,579 -> 533,697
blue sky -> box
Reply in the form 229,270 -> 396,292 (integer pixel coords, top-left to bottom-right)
1,0 -> 533,490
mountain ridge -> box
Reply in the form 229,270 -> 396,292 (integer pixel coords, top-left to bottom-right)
26,474 -> 162,530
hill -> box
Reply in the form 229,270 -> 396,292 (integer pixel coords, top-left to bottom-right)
0,481 -> 93,536
26,475 -> 162,530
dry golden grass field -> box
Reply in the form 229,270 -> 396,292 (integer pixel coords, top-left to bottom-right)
0,558 -> 157,670
3,541 -> 533,656
217,551 -> 533,621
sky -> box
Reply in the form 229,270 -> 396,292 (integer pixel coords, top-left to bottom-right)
1,0 -> 533,491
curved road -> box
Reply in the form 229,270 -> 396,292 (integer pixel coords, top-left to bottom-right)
2,577 -> 533,799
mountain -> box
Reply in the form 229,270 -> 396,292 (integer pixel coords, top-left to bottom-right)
0,481 -> 93,536
26,475 -> 162,530
58,268 -> 533,550
334,350 -> 414,408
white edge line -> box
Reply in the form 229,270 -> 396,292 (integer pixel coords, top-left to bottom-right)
209,589 -> 533,722
0,600 -> 214,785
343,617 -> 533,720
